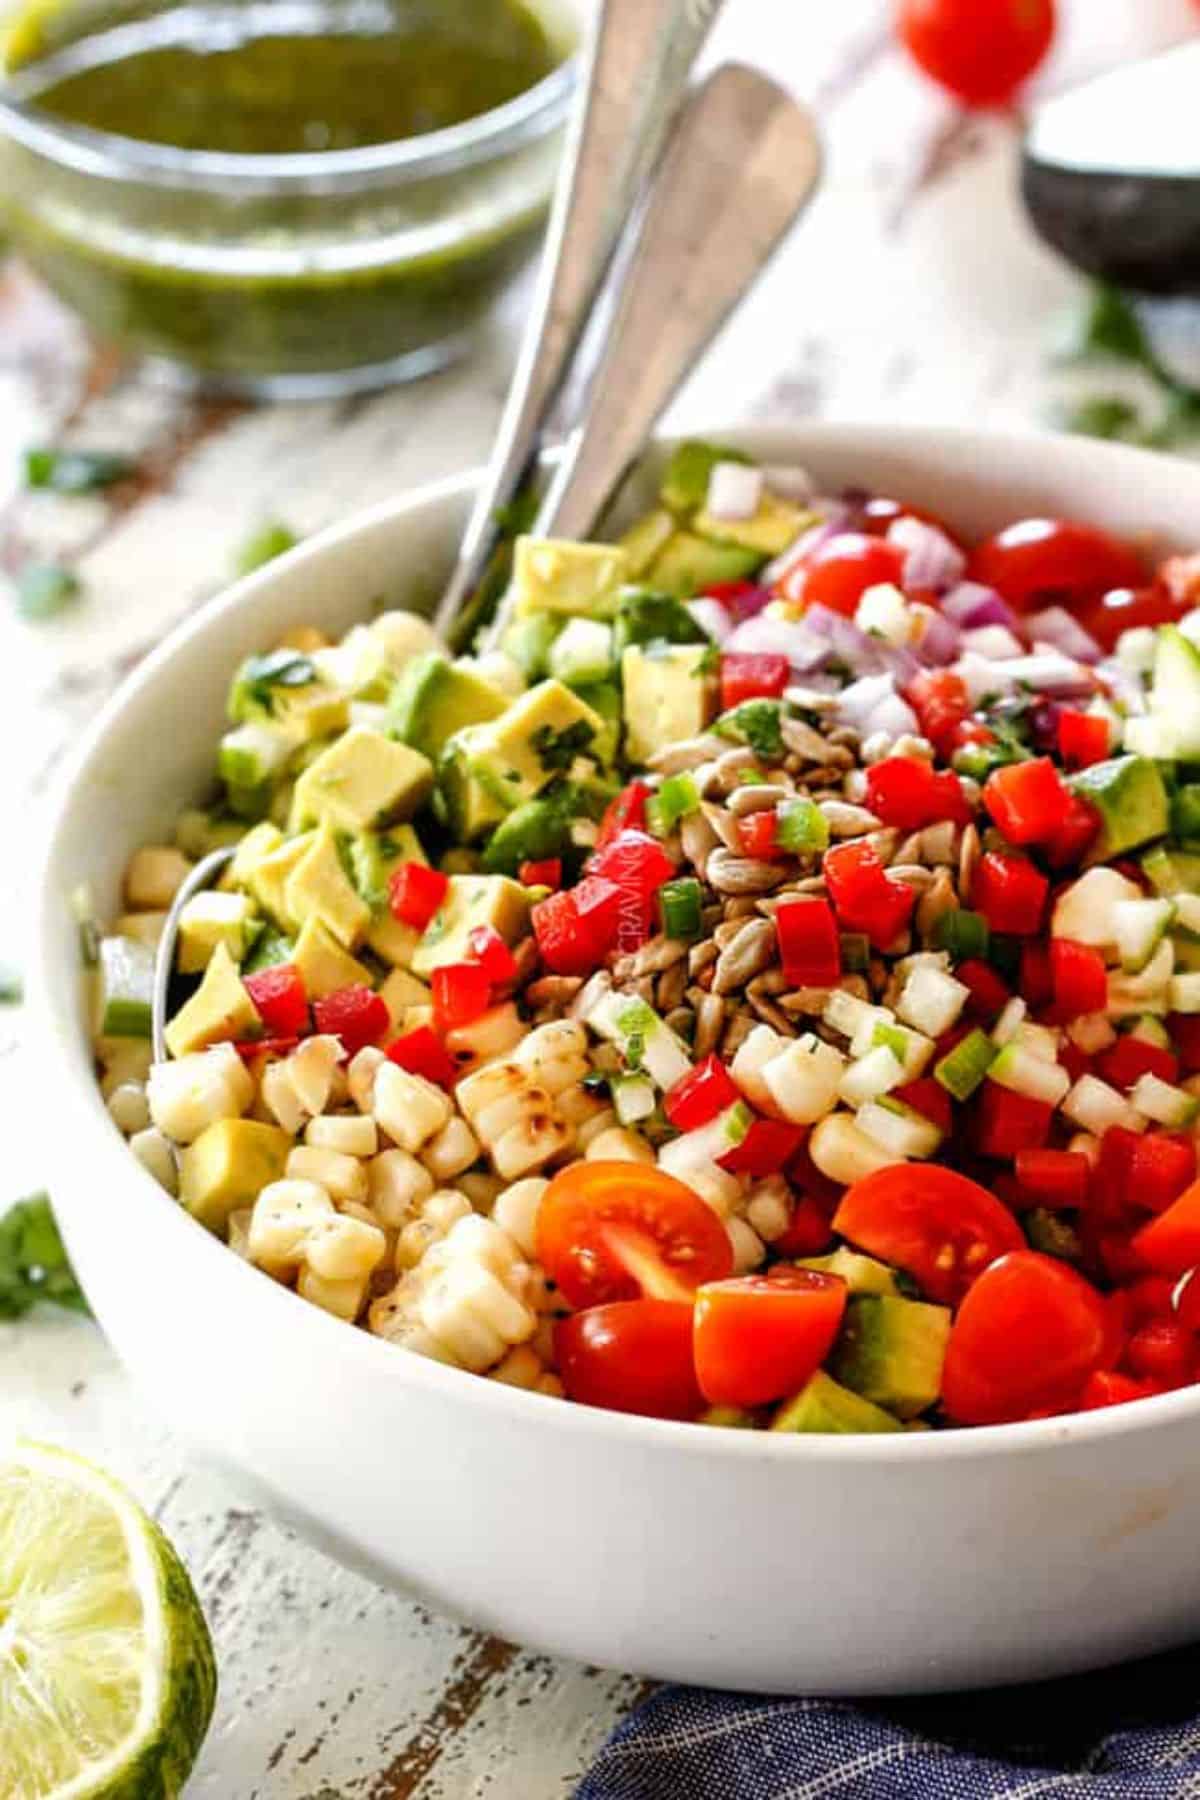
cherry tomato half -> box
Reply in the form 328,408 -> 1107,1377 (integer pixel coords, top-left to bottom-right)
694,1268 -> 847,1408
896,0 -> 1055,109
1077,585 -> 1190,653
1133,1179 -> 1200,1279
536,1162 -> 734,1311
832,1164 -> 1024,1307
555,1301 -> 702,1420
941,1252 -> 1109,1425
780,532 -> 906,617
970,518 -> 1146,615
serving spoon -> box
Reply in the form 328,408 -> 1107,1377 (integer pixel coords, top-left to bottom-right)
151,66 -> 822,1069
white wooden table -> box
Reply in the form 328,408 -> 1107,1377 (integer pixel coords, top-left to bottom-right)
2,2 -> 1196,1790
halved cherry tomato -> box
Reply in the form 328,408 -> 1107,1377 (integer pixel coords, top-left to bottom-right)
779,532 -> 905,617
941,1251 -> 1108,1426
1077,585 -> 1189,653
536,1162 -> 734,1310
1080,1370 -> 1162,1411
832,1163 -> 1024,1306
555,1302 -> 702,1420
693,1269 -> 847,1408
906,668 -> 972,758
896,0 -> 1055,109
970,518 -> 1146,615
1133,1179 -> 1200,1278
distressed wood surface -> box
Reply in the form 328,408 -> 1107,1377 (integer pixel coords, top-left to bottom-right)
2,1 -> 1196,1792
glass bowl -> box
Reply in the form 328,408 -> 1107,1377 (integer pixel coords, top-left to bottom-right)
0,0 -> 578,398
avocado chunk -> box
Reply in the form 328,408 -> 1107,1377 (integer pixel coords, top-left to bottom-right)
164,942 -> 260,1059
291,726 -> 433,833
243,926 -> 295,974
611,587 -> 712,659
1142,845 -> 1200,896
659,439 -> 751,515
622,643 -> 718,763
387,653 -> 509,762
411,875 -> 530,978
467,680 -> 607,809
95,935 -> 155,1038
771,1369 -> 903,1435
244,830 -> 316,927
481,784 -> 591,876
829,1294 -> 951,1420
499,611 -> 563,681
379,965 -> 432,1032
617,507 -> 676,577
227,821 -> 283,890
284,823 -> 371,949
571,681 -> 622,766
694,490 -> 814,556
177,890 -> 260,974
646,530 -> 763,597
114,912 -> 168,949
512,537 -> 629,619
345,823 -> 427,913
180,1119 -> 292,1234
795,1248 -> 902,1297
291,916 -> 373,998
438,726 -> 512,842
1069,753 -> 1169,859
217,721 -> 296,799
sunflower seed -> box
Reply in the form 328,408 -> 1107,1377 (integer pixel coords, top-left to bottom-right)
665,1006 -> 695,1039
827,726 -> 861,750
720,1011 -> 756,1058
728,783 -> 787,818
706,849 -> 790,895
647,735 -> 728,773
656,958 -> 688,1013
781,717 -> 835,763
892,733 -> 935,761
916,868 -> 958,942
893,831 -> 924,866
842,769 -> 869,803
510,936 -> 541,987
887,863 -> 935,890
525,975 -> 584,1009
693,992 -> 727,1058
746,982 -> 796,1033
958,822 -> 981,901
920,821 -> 959,866
722,895 -> 763,920
860,731 -> 894,765
778,987 -> 833,1015
784,684 -> 841,714
680,810 -> 720,869
688,940 -> 719,977
613,935 -> 687,981
819,800 -> 883,838
707,747 -> 764,795
866,827 -> 901,865
701,802 -> 744,853
713,917 -> 777,994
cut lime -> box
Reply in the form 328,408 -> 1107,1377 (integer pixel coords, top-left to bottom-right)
0,1443 -> 217,1799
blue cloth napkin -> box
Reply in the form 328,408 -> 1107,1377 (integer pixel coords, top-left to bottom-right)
576,1652 -> 1200,1798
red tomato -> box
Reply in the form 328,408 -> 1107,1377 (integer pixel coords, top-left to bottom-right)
1124,1319 -> 1192,1387
693,1269 -> 847,1408
1133,1180 -> 1200,1278
981,758 -> 1070,847
780,533 -> 905,617
832,1164 -> 1024,1306
430,961 -> 491,1034
536,1162 -> 734,1311
1080,1370 -> 1162,1411
1078,586 -> 1190,653
555,1302 -> 703,1421
906,668 -> 972,758
941,1252 -> 1108,1425
896,0 -> 1054,107
971,518 -> 1145,614
311,984 -> 389,1055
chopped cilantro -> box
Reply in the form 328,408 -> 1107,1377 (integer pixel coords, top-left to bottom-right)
0,1195 -> 90,1321
532,719 -> 595,774
717,698 -> 783,758
229,649 -> 317,721
25,447 -> 137,493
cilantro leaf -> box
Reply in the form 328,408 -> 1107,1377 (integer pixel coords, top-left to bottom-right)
532,719 -> 595,774
229,649 -> 317,722
0,1196 -> 90,1321
716,698 -> 783,758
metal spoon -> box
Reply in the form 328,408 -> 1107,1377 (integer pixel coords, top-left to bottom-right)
431,0 -> 724,642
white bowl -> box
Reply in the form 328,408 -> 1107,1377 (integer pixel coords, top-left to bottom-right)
32,422 -> 1200,1695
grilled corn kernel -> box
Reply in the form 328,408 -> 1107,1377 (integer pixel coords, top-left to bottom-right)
298,1266 -> 370,1322
287,1035 -> 343,1117
248,1178 -> 335,1271
585,1126 -> 654,1165
287,1144 -> 368,1205
129,1126 -> 179,1195
306,1113 -> 378,1157
491,1178 -> 547,1259
147,1044 -> 253,1144
373,1062 -> 452,1152
422,1116 -> 480,1183
304,1213 -> 387,1282
347,1045 -> 386,1113
368,1148 -> 435,1228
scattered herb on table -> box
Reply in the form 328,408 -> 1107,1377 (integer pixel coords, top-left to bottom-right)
235,520 -> 299,575
0,1195 -> 90,1320
16,561 -> 81,621
24,447 -> 137,493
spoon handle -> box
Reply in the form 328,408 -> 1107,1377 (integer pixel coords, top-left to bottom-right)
533,64 -> 822,546
432,0 -> 723,642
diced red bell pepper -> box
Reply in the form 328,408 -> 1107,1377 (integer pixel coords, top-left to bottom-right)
1014,1147 -> 1090,1208
1050,938 -> 1109,1018
532,877 -> 622,976
388,861 -> 448,930
467,924 -> 519,987
519,857 -> 562,889
243,962 -> 309,1036
1044,793 -> 1101,870
864,757 -> 970,830
974,1081 -> 1053,1159
956,957 -> 1012,1021
386,1024 -> 458,1089
1058,1041 -> 1091,1087
1019,941 -> 1054,1011
1133,1179 -> 1200,1276
588,829 -> 677,951
1080,1369 -> 1162,1410
904,668 -> 972,758
1124,1318 -> 1193,1385
785,1134 -> 843,1215
823,841 -> 915,949
312,983 -> 390,1055
737,811 -> 780,860
1173,1268 -> 1200,1333
235,1035 -> 300,1060
1058,710 -> 1110,770
1091,1126 -> 1143,1227
431,961 -> 492,1034
775,896 -> 842,988
982,758 -> 1070,846
1169,1015 -> 1200,1077
705,580 -> 766,618
893,1077 -> 953,1136
1098,1035 -> 1180,1091
664,1055 -> 741,1132
1130,1132 -> 1197,1216
720,652 -> 789,711
596,780 -> 651,852
972,851 -> 1049,935
718,1118 -> 807,1177
771,1192 -> 835,1257
1127,1275 -> 1176,1324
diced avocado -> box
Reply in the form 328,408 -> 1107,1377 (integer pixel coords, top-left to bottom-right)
694,490 -> 814,556
387,652 -> 508,762
481,785 -> 584,876
617,507 -> 676,577
175,808 -> 248,859
548,618 -> 613,688
284,824 -> 371,949
511,537 -> 629,619
346,823 -> 427,913
411,875 -> 530,978
700,1405 -> 760,1429
291,727 -> 433,834
659,439 -> 751,515
622,643 -> 718,763
771,1369 -> 903,1436
311,624 -> 394,702
113,912 -> 168,949
164,942 -> 260,1059
244,830 -> 315,926
177,890 -> 259,974
571,681 -> 621,766
227,821 -> 283,889
829,1295 -> 951,1420
438,726 -> 511,842
1142,845 -> 1200,896
611,587 -> 711,659
95,935 -> 155,1038
469,680 -> 606,809
180,1119 -> 292,1234
274,685 -> 350,743
217,720 -> 296,796
1137,626 -> 1200,759
379,966 -> 431,1032
228,648 -> 317,723
1171,783 -> 1200,843
243,927 -> 295,974
796,1248 -> 901,1297
291,917 -> 374,999
1070,754 -> 1168,859
366,911 -> 421,969
646,530 -> 763,597
500,611 -> 563,681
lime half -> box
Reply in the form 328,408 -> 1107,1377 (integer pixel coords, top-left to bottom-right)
0,1443 -> 217,1799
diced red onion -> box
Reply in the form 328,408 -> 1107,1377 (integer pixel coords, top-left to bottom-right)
837,674 -> 898,728
912,607 -> 962,667
1024,606 -> 1103,665
886,516 -> 967,593
952,651 -> 1018,705
801,605 -> 920,683
763,503 -> 850,586
685,597 -> 732,644
941,582 -> 1020,633
706,461 -> 763,521
1000,652 -> 1096,697
865,691 -> 920,739
961,624 -> 1026,661
726,586 -> 773,623
725,613 -> 829,670
1097,658 -> 1148,716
